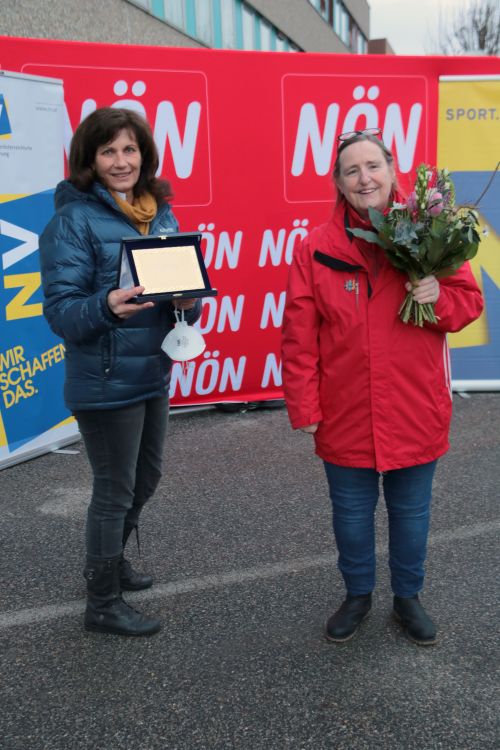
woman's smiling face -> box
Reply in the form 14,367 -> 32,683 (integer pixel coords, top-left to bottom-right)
93,128 -> 142,202
335,140 -> 395,217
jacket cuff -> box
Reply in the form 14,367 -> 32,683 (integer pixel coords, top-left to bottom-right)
290,409 -> 323,430
103,287 -> 122,321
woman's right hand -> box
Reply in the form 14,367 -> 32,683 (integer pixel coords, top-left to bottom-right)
299,423 -> 319,434
107,286 -> 154,319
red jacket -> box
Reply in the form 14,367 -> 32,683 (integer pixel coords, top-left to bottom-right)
281,205 -> 484,471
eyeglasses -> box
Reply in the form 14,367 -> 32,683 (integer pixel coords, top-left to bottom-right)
337,128 -> 382,143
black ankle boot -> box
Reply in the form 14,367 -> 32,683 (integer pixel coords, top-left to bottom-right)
325,594 -> 372,642
121,521 -> 153,591
84,556 -> 161,637
119,556 -> 153,591
393,595 -> 436,646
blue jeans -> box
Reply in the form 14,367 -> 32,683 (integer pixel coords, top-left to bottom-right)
74,397 -> 169,560
324,461 -> 437,598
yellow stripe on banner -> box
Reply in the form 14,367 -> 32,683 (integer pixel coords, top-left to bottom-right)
439,78 -> 500,352
438,80 -> 500,171
0,411 -> 7,448
51,416 -> 76,430
0,194 -> 29,204
448,215 -> 497,349
0,413 -> 76,451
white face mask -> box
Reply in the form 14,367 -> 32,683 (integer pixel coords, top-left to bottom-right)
161,308 -> 206,361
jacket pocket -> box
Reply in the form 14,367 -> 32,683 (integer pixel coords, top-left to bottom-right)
100,332 -> 115,378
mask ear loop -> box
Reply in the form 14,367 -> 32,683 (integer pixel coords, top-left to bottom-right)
173,306 -> 184,325
174,306 -> 191,378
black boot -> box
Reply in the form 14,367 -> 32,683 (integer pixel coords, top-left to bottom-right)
121,521 -> 153,592
84,556 -> 161,636
393,595 -> 436,646
119,556 -> 153,591
325,594 -> 372,643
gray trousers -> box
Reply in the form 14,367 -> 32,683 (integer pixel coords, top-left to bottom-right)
74,397 -> 169,559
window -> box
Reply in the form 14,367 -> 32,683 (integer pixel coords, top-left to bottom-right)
260,19 -> 273,51
163,0 -> 184,29
195,0 -> 213,45
328,0 -> 334,25
153,0 -> 298,54
242,4 -> 255,49
220,0 -> 236,48
357,35 -> 367,54
341,5 -> 350,45
275,34 -> 289,52
333,0 -> 341,35
350,22 -> 358,53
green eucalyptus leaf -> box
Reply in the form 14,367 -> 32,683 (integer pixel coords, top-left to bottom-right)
367,206 -> 386,231
347,227 -> 388,249
393,221 -> 419,245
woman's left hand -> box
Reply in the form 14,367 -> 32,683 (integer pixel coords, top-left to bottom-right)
107,286 -> 154,319
406,275 -> 440,304
173,298 -> 197,310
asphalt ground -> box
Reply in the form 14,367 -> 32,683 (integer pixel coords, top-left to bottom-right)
0,392 -> 499,750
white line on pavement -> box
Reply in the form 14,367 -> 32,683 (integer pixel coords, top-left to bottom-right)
0,519 -> 498,631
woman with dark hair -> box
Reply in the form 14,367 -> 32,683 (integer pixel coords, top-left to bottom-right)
281,129 -> 483,646
39,107 -> 201,637
67,107 -> 170,205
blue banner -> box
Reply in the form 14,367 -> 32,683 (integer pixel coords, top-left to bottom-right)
0,71 -> 77,469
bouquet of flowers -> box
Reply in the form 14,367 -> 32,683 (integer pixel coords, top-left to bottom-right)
349,164 -> 482,326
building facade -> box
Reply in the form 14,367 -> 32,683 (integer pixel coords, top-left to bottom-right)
1,0 -> 370,55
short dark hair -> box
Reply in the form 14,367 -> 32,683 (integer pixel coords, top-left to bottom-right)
68,107 -> 172,203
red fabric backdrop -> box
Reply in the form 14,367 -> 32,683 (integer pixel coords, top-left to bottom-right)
1,37 -> 498,405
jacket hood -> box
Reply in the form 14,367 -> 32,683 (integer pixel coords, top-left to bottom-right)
54,180 -> 86,210
54,179 -> 116,212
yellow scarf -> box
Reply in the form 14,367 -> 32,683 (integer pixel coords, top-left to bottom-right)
111,191 -> 157,235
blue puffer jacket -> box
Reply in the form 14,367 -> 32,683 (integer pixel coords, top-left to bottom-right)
39,180 -> 201,411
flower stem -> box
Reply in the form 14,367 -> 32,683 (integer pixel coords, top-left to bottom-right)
398,293 -> 438,327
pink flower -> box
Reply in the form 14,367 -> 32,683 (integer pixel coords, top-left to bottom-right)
407,191 -> 418,212
428,190 -> 444,216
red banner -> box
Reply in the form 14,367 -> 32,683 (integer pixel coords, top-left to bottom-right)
1,37 -> 498,406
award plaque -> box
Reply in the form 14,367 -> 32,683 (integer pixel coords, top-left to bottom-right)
117,232 -> 217,301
